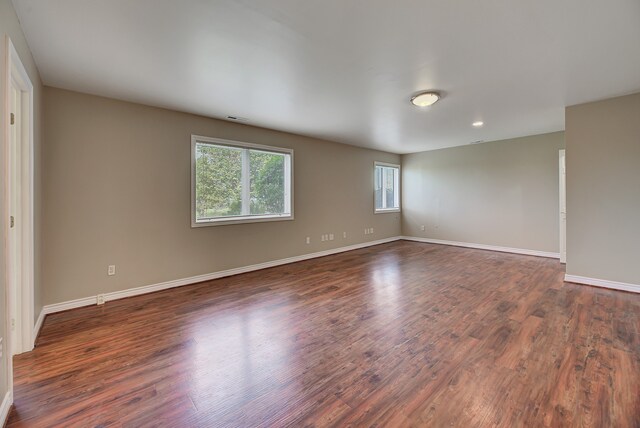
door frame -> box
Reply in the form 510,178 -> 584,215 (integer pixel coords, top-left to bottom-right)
3,35 -> 35,373
559,149 -> 566,264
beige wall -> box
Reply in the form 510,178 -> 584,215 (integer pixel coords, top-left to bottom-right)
402,132 -> 565,253
0,0 -> 44,403
43,87 -> 401,304
565,93 -> 640,285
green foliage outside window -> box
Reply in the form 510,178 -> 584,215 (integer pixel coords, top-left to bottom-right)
195,143 -> 288,220
250,151 -> 285,215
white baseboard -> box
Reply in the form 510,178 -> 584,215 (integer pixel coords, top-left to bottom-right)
33,308 -> 46,342
42,237 -> 401,316
564,274 -> 640,294
401,236 -> 560,259
43,296 -> 97,315
1,390 -> 12,427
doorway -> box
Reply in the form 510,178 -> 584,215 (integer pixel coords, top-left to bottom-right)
4,36 -> 35,369
559,149 -> 566,264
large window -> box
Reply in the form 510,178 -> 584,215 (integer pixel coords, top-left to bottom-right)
374,162 -> 400,213
192,136 -> 293,226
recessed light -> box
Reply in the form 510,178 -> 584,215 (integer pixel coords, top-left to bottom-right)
410,91 -> 440,107
472,121 -> 484,127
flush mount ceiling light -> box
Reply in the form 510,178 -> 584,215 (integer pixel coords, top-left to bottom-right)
472,121 -> 484,127
410,91 -> 440,107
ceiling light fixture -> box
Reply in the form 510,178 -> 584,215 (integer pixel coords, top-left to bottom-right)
472,121 -> 484,127
410,91 -> 440,107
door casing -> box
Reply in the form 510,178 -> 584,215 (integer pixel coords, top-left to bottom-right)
3,36 -> 35,400
559,149 -> 566,264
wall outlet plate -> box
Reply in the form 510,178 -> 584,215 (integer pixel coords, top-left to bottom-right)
97,294 -> 106,305
108,265 -> 116,276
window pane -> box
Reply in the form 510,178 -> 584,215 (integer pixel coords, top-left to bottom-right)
195,143 -> 242,220
249,150 -> 286,215
393,167 -> 400,208
385,167 -> 396,208
374,164 -> 400,211
375,166 -> 383,209
193,138 -> 293,225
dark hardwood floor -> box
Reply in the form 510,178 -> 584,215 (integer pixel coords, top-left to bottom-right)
8,241 -> 640,427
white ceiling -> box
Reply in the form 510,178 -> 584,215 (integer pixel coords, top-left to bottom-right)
12,0 -> 640,154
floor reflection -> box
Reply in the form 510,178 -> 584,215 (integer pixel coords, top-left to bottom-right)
189,299 -> 294,415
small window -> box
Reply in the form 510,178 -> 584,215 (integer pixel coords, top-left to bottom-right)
374,162 -> 400,213
192,136 -> 293,226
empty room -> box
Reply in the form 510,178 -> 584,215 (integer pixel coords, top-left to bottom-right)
1,0 -> 639,426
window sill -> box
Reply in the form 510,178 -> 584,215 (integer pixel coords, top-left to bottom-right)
374,208 -> 401,214
192,214 -> 294,227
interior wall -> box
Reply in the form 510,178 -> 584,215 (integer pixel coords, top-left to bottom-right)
402,132 -> 565,253
43,87 -> 401,305
565,92 -> 640,285
0,0 -> 44,403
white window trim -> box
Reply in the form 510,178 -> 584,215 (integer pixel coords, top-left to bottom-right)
374,161 -> 401,214
191,135 -> 294,227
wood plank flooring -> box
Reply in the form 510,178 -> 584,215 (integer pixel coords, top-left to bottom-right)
8,241 -> 640,427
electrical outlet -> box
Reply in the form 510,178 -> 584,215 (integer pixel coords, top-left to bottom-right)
364,228 -> 368,235
306,236 -> 310,244
329,233 -> 334,241
421,225 -> 425,231
97,294 -> 106,305
108,265 -> 116,276
370,228 -> 374,234
343,232 -> 347,239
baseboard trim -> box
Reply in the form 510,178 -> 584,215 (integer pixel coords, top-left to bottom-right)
564,274 -> 640,294
42,237 -> 401,315
1,390 -> 12,428
401,236 -> 560,259
33,309 -> 46,343
44,296 -> 97,314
